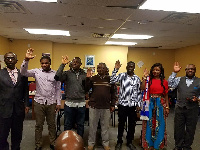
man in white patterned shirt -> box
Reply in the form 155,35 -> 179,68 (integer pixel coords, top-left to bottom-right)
110,60 -> 142,150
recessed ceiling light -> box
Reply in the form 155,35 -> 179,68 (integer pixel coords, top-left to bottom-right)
111,34 -> 153,39
24,28 -> 70,36
22,0 -> 57,2
105,41 -> 137,46
139,0 -> 200,13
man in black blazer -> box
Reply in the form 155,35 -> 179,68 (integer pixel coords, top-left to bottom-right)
0,52 -> 29,150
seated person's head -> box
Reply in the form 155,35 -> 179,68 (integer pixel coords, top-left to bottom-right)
55,130 -> 85,150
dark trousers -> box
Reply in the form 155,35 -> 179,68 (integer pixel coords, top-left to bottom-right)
0,113 -> 24,150
117,104 -> 137,144
174,106 -> 199,150
64,105 -> 86,137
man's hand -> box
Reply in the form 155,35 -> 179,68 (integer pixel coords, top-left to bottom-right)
25,48 -> 36,61
25,107 -> 30,114
87,68 -> 93,77
115,60 -> 121,69
174,62 -> 181,73
110,106 -> 115,113
188,96 -> 200,102
62,55 -> 70,65
165,108 -> 169,117
143,68 -> 149,78
55,105 -> 60,113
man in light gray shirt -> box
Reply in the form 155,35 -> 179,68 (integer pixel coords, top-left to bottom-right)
21,48 -> 61,150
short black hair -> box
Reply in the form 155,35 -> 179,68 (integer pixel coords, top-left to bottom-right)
73,57 -> 82,64
40,55 -> 51,64
127,61 -> 135,66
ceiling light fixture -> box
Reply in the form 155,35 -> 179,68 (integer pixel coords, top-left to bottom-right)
111,34 -> 153,39
22,0 -> 57,2
139,0 -> 200,13
105,41 -> 137,46
24,28 -> 70,36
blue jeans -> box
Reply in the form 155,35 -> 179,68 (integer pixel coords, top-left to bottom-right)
64,105 -> 86,137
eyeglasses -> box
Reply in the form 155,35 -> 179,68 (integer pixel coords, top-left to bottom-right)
5,57 -> 15,61
185,68 -> 195,71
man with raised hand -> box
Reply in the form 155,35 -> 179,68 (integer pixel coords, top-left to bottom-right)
111,60 -> 142,150
20,48 -> 61,150
54,55 -> 86,138
168,62 -> 200,150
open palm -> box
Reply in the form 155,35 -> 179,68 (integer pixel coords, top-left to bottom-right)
174,62 -> 181,73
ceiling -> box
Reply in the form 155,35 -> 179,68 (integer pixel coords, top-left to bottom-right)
1,0 -> 200,49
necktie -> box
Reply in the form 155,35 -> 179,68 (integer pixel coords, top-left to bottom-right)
10,71 -> 16,85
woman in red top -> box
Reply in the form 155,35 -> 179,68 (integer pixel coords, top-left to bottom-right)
141,63 -> 169,150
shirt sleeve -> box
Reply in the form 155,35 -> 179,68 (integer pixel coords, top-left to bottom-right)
54,64 -> 67,82
110,68 -> 122,83
168,72 -> 181,88
110,83 -> 117,107
85,77 -> 92,92
20,60 -> 36,78
137,78 -> 142,106
55,81 -> 62,105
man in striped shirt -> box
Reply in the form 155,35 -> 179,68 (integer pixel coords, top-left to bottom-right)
110,60 -> 142,150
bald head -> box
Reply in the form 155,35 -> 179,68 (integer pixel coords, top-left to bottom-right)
55,130 -> 85,150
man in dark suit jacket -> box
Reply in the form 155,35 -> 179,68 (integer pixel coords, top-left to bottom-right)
0,52 -> 29,150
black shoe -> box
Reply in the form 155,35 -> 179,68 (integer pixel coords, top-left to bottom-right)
35,147 -> 42,150
50,145 -> 55,150
115,143 -> 122,150
127,143 -> 137,150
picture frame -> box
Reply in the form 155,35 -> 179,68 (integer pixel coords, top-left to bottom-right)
85,55 -> 95,67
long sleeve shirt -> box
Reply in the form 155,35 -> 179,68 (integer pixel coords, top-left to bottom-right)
85,75 -> 116,109
20,60 -> 61,105
168,72 -> 195,88
110,68 -> 142,107
54,64 -> 86,107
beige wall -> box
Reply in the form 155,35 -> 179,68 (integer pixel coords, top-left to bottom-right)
128,48 -> 175,79
52,43 -> 128,75
2,35 -> 200,79
9,39 -> 53,69
0,36 -> 9,55
1,37 -> 128,77
175,44 -> 200,77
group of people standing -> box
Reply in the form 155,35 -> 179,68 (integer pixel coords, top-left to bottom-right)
0,48 -> 199,150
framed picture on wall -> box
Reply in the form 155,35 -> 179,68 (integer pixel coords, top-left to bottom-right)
85,55 -> 95,67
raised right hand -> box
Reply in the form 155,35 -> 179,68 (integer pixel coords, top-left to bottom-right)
174,62 -> 181,73
87,68 -> 92,77
25,48 -> 35,61
115,60 -> 121,69
143,68 -> 149,77
62,55 -> 70,65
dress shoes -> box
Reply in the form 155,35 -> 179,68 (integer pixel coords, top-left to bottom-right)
115,143 -> 122,150
127,143 -> 137,150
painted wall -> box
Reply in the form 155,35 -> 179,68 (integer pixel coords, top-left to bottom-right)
8,39 -> 53,69
175,44 -> 200,77
52,43 -> 128,75
4,39 -> 128,79
128,48 -> 175,79
0,36 -> 9,55
3,35 -> 200,80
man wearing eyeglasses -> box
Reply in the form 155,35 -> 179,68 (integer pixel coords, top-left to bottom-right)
168,62 -> 200,150
0,52 -> 29,150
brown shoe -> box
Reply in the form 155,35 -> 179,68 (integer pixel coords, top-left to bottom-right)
88,145 -> 94,150
104,146 -> 111,150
